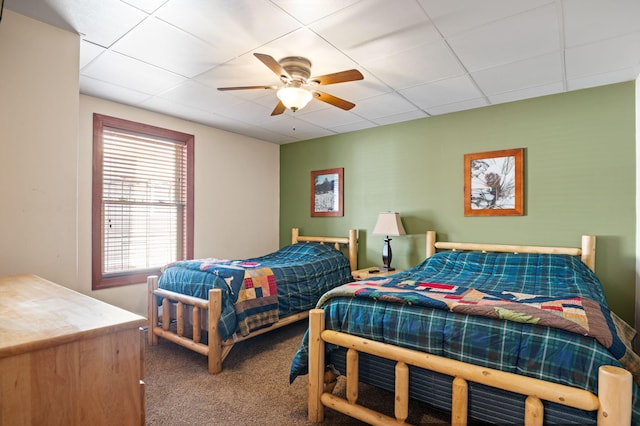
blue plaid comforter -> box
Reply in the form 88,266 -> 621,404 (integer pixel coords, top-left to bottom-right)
159,242 -> 352,339
289,251 -> 640,423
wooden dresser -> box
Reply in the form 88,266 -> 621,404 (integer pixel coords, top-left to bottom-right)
0,274 -> 147,425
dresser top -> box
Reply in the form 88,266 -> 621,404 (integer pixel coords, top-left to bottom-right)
0,274 -> 146,358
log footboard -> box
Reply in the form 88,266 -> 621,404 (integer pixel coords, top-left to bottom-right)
148,275 -> 223,373
307,309 -> 632,426
148,275 -> 312,373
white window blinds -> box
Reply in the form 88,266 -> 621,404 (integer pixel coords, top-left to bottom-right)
102,128 -> 187,275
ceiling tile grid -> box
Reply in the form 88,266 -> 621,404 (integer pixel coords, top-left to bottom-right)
6,0 -> 640,143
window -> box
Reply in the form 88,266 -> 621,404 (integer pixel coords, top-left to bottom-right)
92,114 -> 194,290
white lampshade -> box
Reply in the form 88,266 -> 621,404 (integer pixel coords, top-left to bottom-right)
372,212 -> 406,236
276,87 -> 313,111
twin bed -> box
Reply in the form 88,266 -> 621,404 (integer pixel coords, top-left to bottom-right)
147,228 -> 357,373
290,231 -> 639,425
148,228 -> 638,425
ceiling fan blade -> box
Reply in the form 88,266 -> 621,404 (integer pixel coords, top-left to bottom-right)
217,85 -> 277,91
310,69 -> 364,86
271,101 -> 286,116
254,53 -> 291,80
312,91 -> 356,110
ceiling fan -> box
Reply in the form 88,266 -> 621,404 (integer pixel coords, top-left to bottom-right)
217,53 -> 364,116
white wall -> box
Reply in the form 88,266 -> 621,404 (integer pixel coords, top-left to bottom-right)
0,10 -> 280,317
0,11 -> 79,286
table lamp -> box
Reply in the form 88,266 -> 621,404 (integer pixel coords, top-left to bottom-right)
372,212 -> 406,271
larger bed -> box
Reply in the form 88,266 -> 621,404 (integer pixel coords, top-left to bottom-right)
148,228 -> 357,373
290,231 -> 639,425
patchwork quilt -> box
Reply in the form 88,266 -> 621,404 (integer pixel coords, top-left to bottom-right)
170,258 -> 279,336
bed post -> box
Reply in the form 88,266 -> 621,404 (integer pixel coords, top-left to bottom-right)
426,231 -> 436,258
292,227 -> 300,244
581,235 -> 596,273
308,309 -> 326,423
208,288 -> 223,374
348,229 -> 358,271
597,365 -> 632,426
147,275 -> 159,346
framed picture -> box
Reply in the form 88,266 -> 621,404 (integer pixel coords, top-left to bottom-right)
464,148 -> 524,216
311,168 -> 343,217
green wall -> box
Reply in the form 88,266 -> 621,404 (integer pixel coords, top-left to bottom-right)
280,82 -> 636,324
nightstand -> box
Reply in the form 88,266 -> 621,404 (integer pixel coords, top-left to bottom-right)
352,267 -> 404,280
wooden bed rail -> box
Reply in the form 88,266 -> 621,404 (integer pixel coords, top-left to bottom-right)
308,309 -> 632,426
425,231 -> 596,272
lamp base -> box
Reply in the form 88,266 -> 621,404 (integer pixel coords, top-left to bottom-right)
381,236 -> 394,271
380,266 -> 396,271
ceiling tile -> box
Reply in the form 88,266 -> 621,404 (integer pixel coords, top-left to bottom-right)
155,80 -> 244,114
310,0 -> 440,63
79,40 -> 105,68
156,0 -> 301,61
111,18 -> 221,77
372,110 -> 430,126
418,0 -> 553,37
330,120 -> 379,134
400,75 -> 485,110
565,31 -> 640,79
122,0 -> 169,14
79,75 -> 152,105
141,95 -> 224,124
567,68 -> 640,92
487,82 -> 564,105
361,39 -> 464,89
81,50 -> 187,94
259,115 -> 335,141
426,97 -> 489,116
212,98 -> 280,124
270,0 -> 363,25
298,108 -> 364,129
44,0 -> 148,47
471,52 -> 563,95
228,126 -> 296,144
353,93 -> 421,120
563,0 -> 640,47
447,3 -> 560,72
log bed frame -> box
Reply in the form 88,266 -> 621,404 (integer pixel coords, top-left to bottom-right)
148,228 -> 357,374
308,231 -> 633,426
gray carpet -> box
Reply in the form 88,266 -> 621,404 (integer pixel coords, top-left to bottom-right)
144,321 -> 450,425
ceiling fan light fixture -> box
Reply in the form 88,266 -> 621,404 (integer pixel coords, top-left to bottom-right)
277,86 -> 312,112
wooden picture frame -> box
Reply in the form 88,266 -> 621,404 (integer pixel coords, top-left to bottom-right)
311,168 -> 343,217
464,148 -> 524,216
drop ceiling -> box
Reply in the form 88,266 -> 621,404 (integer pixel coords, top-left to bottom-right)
6,0 -> 640,144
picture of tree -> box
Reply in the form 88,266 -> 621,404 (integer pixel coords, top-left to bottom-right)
310,168 -> 343,217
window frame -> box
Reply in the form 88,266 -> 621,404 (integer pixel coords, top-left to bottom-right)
92,113 -> 194,290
